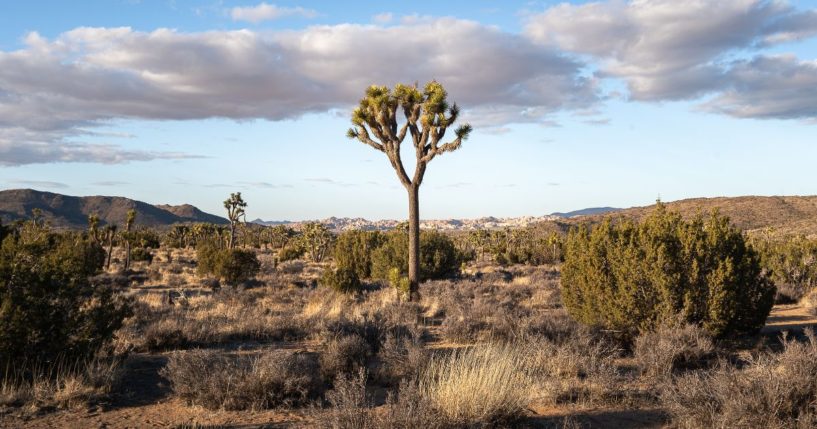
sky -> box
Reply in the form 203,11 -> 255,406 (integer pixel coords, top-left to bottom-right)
0,0 -> 816,221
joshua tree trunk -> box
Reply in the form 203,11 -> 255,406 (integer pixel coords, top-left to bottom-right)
106,232 -> 114,270
407,184 -> 421,299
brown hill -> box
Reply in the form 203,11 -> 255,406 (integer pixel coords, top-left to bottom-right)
578,196 -> 817,237
0,189 -> 227,229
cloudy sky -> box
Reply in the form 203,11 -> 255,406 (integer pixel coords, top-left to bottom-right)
1,0 -> 816,220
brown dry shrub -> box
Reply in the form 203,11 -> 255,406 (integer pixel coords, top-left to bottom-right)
320,335 -> 370,382
162,349 -> 321,410
633,320 -> 714,380
662,331 -> 817,428
375,332 -> 428,385
527,329 -> 621,406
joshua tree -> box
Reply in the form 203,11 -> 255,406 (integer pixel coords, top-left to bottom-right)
31,208 -> 44,227
87,213 -> 101,244
124,209 -> 136,271
300,222 -> 334,263
347,81 -> 471,299
104,224 -> 117,270
224,192 -> 247,250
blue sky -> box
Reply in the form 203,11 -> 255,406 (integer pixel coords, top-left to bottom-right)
1,1 -> 816,221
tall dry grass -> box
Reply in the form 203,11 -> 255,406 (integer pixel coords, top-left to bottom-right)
419,342 -> 535,426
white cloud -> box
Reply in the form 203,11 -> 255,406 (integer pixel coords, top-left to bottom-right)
525,0 -> 817,101
230,3 -> 317,23
0,20 -> 597,165
372,13 -> 393,24
702,55 -> 817,120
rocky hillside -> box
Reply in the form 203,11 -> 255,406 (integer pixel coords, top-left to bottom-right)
581,196 -> 817,237
0,189 -> 227,229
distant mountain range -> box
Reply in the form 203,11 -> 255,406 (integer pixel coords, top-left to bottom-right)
0,189 -> 227,229
550,207 -> 621,218
4,189 -> 817,236
251,215 -> 564,232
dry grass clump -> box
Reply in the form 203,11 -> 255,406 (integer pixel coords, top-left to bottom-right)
633,320 -> 714,380
0,357 -> 123,411
662,331 -> 817,428
315,342 -> 536,428
419,342 -> 535,426
162,349 -> 322,411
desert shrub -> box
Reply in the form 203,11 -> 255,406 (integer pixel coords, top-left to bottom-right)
0,226 -> 131,373
419,343 -> 534,426
489,226 -> 563,266
130,247 -> 153,263
278,244 -> 305,262
320,334 -> 371,382
371,230 -> 465,281
316,369 -> 373,429
562,204 -> 776,338
196,239 -> 222,276
633,320 -> 714,380
218,249 -> 260,286
321,267 -> 362,294
0,356 -> 124,410
162,349 -> 321,410
316,371 -> 450,429
376,332 -> 428,385
334,230 -> 384,279
753,235 -> 817,301
527,330 -> 621,405
662,331 -> 817,428
196,240 -> 259,286
387,267 -> 411,296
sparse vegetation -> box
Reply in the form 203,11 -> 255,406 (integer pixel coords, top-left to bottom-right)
5,198 -> 817,429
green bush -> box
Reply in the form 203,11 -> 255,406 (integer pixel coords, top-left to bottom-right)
321,267 -> 362,294
196,241 -> 260,286
0,225 -> 131,371
219,249 -> 260,286
278,244 -> 305,262
333,230 -> 384,279
130,247 -> 153,263
371,230 -> 464,281
752,235 -> 817,301
561,204 -> 775,338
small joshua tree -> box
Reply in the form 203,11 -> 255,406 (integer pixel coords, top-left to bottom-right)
87,213 -> 101,244
224,192 -> 247,250
301,222 -> 334,263
124,209 -> 136,271
347,81 -> 471,299
104,224 -> 117,270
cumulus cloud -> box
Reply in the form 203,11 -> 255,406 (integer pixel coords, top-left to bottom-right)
230,3 -> 317,23
0,20 -> 597,165
702,55 -> 817,120
525,0 -> 817,103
